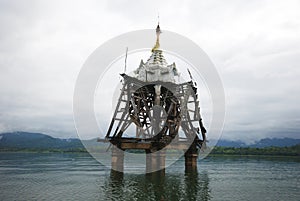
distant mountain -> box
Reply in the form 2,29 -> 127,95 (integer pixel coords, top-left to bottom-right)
0,131 -> 84,150
210,138 -> 300,148
250,138 -> 300,148
215,140 -> 247,148
0,132 -> 299,150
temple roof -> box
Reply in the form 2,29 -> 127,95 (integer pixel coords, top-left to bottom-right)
145,49 -> 168,67
133,24 -> 179,83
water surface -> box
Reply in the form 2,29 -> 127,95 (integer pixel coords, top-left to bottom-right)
0,153 -> 299,201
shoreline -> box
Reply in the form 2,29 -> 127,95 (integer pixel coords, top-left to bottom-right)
0,147 -> 299,158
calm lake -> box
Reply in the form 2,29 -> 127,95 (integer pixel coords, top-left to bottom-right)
0,153 -> 299,201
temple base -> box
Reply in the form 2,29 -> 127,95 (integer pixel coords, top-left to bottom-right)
184,144 -> 198,172
146,150 -> 166,174
109,141 -> 200,173
111,146 -> 124,172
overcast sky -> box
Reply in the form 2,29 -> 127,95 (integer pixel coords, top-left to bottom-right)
0,0 -> 299,142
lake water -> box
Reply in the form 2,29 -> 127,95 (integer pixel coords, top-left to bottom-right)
0,153 -> 299,201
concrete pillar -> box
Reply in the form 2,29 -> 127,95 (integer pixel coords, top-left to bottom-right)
146,150 -> 166,174
185,153 -> 198,172
184,144 -> 198,172
111,146 -> 124,172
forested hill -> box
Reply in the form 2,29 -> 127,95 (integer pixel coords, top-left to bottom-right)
215,138 -> 300,148
0,132 -> 84,150
0,132 -> 299,154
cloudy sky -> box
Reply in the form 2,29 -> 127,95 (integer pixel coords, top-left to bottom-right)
0,0 -> 299,142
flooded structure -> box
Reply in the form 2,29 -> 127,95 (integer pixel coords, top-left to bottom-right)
100,24 -> 207,173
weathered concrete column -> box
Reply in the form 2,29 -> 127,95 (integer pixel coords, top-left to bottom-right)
111,146 -> 124,172
185,153 -> 198,171
146,150 -> 166,174
184,144 -> 198,172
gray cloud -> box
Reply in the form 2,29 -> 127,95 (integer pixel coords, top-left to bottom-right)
0,0 -> 299,142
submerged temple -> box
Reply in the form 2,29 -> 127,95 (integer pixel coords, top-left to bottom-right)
99,24 -> 207,173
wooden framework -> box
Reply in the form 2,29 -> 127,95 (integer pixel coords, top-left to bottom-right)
103,74 -> 206,153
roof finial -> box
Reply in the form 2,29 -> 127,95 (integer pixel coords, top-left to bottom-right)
151,16 -> 162,52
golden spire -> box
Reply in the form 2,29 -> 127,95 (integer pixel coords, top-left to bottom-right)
151,22 -> 162,52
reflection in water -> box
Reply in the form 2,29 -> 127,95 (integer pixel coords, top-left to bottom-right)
104,170 -> 124,201
185,170 -> 211,201
102,169 -> 211,201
